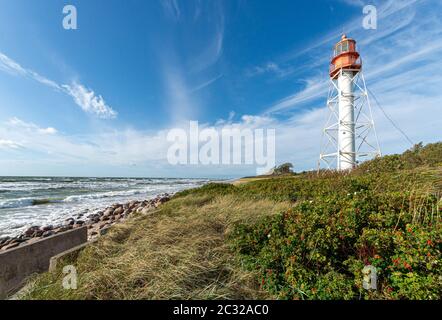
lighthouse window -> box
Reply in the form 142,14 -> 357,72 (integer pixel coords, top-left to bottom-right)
342,41 -> 349,52
335,44 -> 342,55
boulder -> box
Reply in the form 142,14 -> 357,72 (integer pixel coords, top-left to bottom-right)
99,223 -> 111,230
129,201 -> 138,209
57,226 -> 70,232
113,207 -> 124,215
24,226 -> 40,237
42,225 -> 53,232
88,213 -> 98,218
42,230 -> 55,238
103,208 -> 114,216
32,230 -> 43,238
64,219 -> 75,226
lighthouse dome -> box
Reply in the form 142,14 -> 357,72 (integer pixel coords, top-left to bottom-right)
330,34 -> 361,79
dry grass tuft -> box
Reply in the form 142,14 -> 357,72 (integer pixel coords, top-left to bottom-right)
22,194 -> 290,300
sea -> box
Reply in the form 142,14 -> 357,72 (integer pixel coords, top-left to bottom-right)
0,176 -> 211,238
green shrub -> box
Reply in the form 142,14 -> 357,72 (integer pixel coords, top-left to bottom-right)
175,183 -> 235,199
357,142 -> 442,175
231,174 -> 441,300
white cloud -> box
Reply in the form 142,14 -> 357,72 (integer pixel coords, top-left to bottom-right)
0,52 -> 26,75
0,115 -> 275,176
39,127 -> 58,135
0,51 -> 117,119
62,82 -> 117,119
0,139 -> 23,150
0,0 -> 439,176
7,117 -> 58,135
247,62 -> 283,77
1,117 -> 168,167
240,114 -> 274,127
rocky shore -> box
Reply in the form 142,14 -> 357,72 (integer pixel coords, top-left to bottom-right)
0,193 -> 171,252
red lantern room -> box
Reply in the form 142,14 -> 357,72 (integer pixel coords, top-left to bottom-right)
329,34 -> 361,79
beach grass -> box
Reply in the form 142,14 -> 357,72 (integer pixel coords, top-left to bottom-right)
21,194 -> 290,300
21,142 -> 442,300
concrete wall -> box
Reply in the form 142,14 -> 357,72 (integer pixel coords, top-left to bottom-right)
49,239 -> 95,272
0,226 -> 87,299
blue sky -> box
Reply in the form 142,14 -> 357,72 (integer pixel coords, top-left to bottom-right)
0,0 -> 441,178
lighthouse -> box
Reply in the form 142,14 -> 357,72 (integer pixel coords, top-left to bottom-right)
319,35 -> 381,170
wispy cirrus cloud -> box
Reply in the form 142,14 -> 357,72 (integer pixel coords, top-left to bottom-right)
251,0 -> 442,168
190,74 -> 223,93
263,0 -> 437,115
158,0 -> 225,123
0,52 -> 60,89
0,139 -> 23,150
189,16 -> 224,73
0,51 -> 117,119
264,76 -> 328,114
337,0 -> 365,7
7,117 -> 58,135
251,0 -> 419,83
161,0 -> 181,21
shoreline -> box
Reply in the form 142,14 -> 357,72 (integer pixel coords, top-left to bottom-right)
0,193 -> 172,252
0,176 -> 212,239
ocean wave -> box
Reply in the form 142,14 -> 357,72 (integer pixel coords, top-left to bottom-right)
63,189 -> 151,202
0,178 -> 208,210
0,179 -> 210,237
0,198 -> 34,209
0,198 -> 63,209
0,189 -> 153,209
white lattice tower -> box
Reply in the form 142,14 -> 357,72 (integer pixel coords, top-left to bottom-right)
319,35 -> 381,170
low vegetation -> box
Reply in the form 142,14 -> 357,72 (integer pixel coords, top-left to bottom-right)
22,143 -> 441,300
